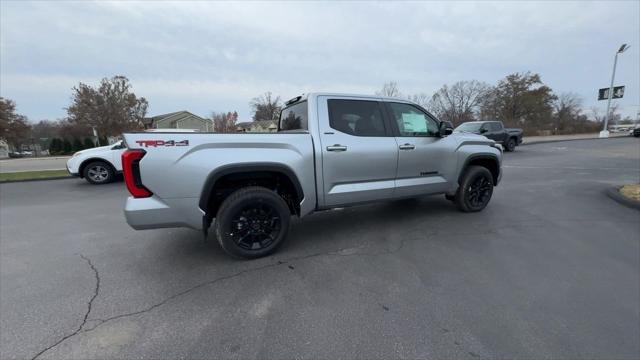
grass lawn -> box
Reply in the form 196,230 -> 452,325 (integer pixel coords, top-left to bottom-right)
620,184 -> 640,201
0,170 -> 70,182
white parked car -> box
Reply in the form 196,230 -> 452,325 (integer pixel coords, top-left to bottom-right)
66,141 -> 127,184
66,130 -> 201,185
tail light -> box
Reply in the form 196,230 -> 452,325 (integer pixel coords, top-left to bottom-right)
122,149 -> 152,198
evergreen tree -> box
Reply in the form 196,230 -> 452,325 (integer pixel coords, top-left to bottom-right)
72,138 -> 84,152
83,138 -> 95,149
62,139 -> 72,154
49,138 -> 61,155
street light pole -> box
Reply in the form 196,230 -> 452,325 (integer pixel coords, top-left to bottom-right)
600,44 -> 629,138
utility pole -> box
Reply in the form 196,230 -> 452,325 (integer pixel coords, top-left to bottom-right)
93,127 -> 100,146
600,44 -> 630,138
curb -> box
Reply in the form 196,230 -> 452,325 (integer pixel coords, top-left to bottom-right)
0,156 -> 72,162
605,186 -> 640,211
522,135 -> 631,146
0,176 -> 73,184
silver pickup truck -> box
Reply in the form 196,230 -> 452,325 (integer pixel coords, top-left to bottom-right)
122,93 -> 502,259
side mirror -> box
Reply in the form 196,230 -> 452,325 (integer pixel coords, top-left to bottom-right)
480,128 -> 488,134
439,121 -> 454,136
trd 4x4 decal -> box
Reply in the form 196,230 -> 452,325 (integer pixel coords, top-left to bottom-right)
135,140 -> 189,147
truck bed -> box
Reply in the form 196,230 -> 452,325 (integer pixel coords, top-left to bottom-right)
122,132 -> 317,229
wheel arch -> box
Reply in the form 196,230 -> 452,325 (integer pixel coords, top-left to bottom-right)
199,163 -> 305,219
459,154 -> 500,186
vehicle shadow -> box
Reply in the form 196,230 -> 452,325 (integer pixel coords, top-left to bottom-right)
153,195 -> 469,267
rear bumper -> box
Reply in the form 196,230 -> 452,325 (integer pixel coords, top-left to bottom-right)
124,196 -> 204,230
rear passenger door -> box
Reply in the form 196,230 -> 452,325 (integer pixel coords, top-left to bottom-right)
317,96 -> 399,207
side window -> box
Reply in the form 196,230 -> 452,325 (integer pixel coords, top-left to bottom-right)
279,101 -> 308,131
387,102 -> 439,137
490,122 -> 502,131
327,99 -> 387,136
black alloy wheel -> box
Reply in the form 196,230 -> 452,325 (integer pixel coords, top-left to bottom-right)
455,165 -> 494,212
215,186 -> 291,259
466,174 -> 493,208
229,204 -> 282,251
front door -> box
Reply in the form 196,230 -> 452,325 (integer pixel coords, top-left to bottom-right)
481,122 -> 503,143
317,96 -> 399,207
385,102 -> 456,197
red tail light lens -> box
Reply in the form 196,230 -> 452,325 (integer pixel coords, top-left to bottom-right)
122,149 -> 152,198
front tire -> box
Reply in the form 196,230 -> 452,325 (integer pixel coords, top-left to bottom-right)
83,161 -> 114,184
505,138 -> 516,152
214,186 -> 291,259
455,166 -> 494,212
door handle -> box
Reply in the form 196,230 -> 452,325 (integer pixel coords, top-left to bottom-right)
399,143 -> 415,150
326,144 -> 348,152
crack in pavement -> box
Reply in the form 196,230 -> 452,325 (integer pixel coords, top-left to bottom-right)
80,235 -> 415,333
31,254 -> 100,360
28,229 -> 421,358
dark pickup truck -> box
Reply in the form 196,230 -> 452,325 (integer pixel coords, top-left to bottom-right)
455,121 -> 523,151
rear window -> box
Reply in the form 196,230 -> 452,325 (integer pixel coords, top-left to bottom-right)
455,122 -> 483,132
490,122 -> 503,131
327,99 -> 386,137
279,101 -> 308,131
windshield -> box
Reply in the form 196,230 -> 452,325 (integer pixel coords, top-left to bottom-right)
455,122 -> 483,132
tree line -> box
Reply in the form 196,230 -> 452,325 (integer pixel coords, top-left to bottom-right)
1,76 -> 149,153
378,72 -> 630,135
0,75 -> 287,153
1,71 -> 632,154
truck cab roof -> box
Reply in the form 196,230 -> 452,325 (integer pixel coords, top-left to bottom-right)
285,93 -> 416,106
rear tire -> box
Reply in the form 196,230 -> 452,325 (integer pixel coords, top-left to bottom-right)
455,166 -> 494,212
505,138 -> 516,152
83,161 -> 114,184
214,186 -> 291,259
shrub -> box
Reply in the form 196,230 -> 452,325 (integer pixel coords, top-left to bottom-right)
83,138 -> 95,149
62,139 -> 72,154
72,138 -> 84,152
49,138 -> 61,155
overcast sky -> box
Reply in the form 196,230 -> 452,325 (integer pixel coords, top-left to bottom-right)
1,1 -> 639,122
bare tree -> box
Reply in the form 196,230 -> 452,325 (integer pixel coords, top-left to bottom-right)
212,111 -> 239,133
429,80 -> 490,126
408,93 -> 430,109
30,119 -> 62,145
66,76 -> 148,137
0,97 -> 31,149
376,81 -> 401,97
250,92 -> 281,121
590,103 -> 620,125
590,107 -> 605,123
552,93 -> 583,133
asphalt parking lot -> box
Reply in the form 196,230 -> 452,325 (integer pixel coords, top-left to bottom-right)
1,138 -> 639,359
